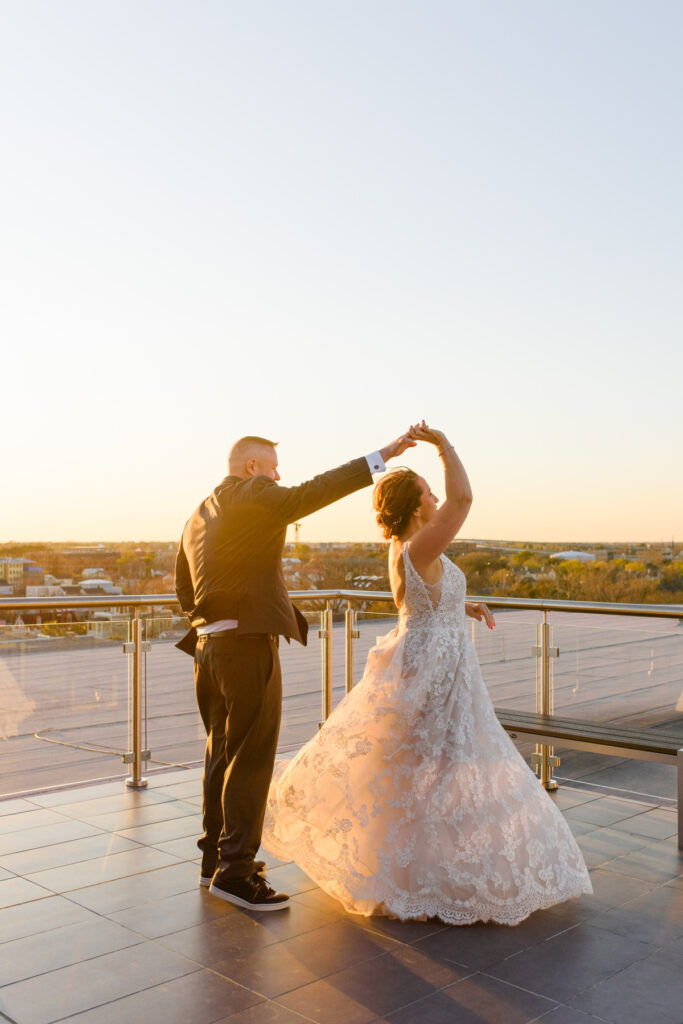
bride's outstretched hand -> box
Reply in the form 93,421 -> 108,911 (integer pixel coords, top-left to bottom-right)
465,602 -> 496,629
379,431 -> 418,462
408,420 -> 448,448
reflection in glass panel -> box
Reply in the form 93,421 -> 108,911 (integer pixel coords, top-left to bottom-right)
549,612 -> 683,739
0,613 -> 130,795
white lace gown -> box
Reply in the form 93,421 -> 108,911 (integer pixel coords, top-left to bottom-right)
262,548 -> 592,925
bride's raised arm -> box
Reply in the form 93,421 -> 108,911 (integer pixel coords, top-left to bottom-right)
407,422 -> 473,573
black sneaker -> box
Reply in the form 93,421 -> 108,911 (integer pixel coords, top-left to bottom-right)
199,856 -> 266,887
209,871 -> 289,911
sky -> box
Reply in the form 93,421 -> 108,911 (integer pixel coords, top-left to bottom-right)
2,0 -> 682,544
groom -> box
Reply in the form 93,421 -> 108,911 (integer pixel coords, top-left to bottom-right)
175,431 -> 415,910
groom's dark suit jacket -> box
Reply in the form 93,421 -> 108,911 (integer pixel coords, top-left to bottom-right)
175,457 -> 373,655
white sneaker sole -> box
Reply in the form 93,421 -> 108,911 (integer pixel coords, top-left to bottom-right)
209,882 -> 289,911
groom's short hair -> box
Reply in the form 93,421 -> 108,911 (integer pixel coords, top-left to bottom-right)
229,435 -> 278,463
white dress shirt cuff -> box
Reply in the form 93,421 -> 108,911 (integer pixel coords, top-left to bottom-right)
365,451 -> 386,475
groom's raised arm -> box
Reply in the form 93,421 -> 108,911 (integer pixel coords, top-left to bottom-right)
248,454 -> 379,525
243,432 -> 417,524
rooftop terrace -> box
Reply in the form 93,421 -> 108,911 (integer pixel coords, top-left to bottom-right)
1,593 -> 682,1023
1,767 -> 682,1024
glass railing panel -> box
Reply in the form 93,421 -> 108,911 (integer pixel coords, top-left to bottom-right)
469,611 -> 541,713
0,612 -> 130,796
352,604 -> 399,688
282,602 -> 336,748
142,602 -> 335,771
140,608 -> 202,775
549,612 -> 683,740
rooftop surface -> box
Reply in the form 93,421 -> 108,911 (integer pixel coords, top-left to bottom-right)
1,768 -> 681,1024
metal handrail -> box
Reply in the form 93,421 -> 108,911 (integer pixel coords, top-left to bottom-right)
1,591 -> 682,617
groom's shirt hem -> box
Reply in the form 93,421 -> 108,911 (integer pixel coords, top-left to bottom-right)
196,619 -> 238,635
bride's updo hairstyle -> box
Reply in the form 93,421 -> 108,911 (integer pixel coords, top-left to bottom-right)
373,468 -> 422,540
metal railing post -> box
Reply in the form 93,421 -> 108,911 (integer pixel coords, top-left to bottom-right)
345,601 -> 359,694
125,612 -> 148,789
318,601 -> 333,725
531,611 -> 559,790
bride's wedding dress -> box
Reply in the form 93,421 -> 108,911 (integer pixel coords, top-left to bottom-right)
262,546 -> 592,924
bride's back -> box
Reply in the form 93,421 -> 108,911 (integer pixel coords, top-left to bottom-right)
388,540 -> 407,608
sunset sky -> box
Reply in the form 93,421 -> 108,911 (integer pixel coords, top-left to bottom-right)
3,1 -> 682,544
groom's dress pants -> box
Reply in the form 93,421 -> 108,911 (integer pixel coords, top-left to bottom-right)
194,632 -> 282,880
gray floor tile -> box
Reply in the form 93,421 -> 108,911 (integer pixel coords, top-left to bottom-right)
0,942 -> 199,1024
0,917 -> 142,985
566,819 -> 599,837
0,869 -> 12,881
67,862 -> 199,914
0,895 -> 95,943
26,845 -> 182,892
0,809 -> 69,835
31,781 -> 130,807
0,832 -> 141,875
284,887 -> 351,927
154,835 -> 202,860
53,967 -> 263,1024
377,973 -> 557,1023
108,887 -> 240,939
571,947 -> 683,1023
116,814 -> 202,846
159,909 -> 287,962
609,809 -> 679,840
0,799 -> 42,816
413,909 -> 581,970
351,912 -> 448,945
210,918 -> 399,997
55,791 -> 175,819
264,862 -> 318,896
153,780 -> 203,800
0,820 -> 100,857
583,868 -> 656,907
540,1007 -> 608,1024
0,876 -> 52,909
564,797 -> 648,827
575,826 -> 654,868
600,842 -> 683,884
546,789 -> 603,810
276,944 -> 472,1024
487,924 -> 654,1002
75,799 -> 198,831
588,885 -> 683,945
212,1004 -> 317,1024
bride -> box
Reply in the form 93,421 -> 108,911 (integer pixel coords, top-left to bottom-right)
262,422 -> 592,925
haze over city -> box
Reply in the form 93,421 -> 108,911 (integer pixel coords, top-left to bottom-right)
3,2 -> 681,544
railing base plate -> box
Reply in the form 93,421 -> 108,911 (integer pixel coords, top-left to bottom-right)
125,777 -> 148,789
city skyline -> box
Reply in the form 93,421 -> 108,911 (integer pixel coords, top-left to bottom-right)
3,2 -> 682,543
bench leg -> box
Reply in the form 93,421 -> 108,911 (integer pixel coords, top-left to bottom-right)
678,749 -> 683,851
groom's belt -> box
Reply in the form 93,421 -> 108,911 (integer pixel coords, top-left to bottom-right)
196,630 -> 278,641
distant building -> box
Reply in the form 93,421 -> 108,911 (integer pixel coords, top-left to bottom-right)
0,558 -> 33,585
39,548 -> 121,577
25,585 -> 66,598
78,579 -> 123,596
550,551 -> 596,563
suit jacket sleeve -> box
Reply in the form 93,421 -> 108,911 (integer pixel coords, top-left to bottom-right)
174,539 -> 195,616
248,457 -> 373,524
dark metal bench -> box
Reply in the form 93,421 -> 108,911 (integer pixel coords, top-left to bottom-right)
495,709 -> 683,849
